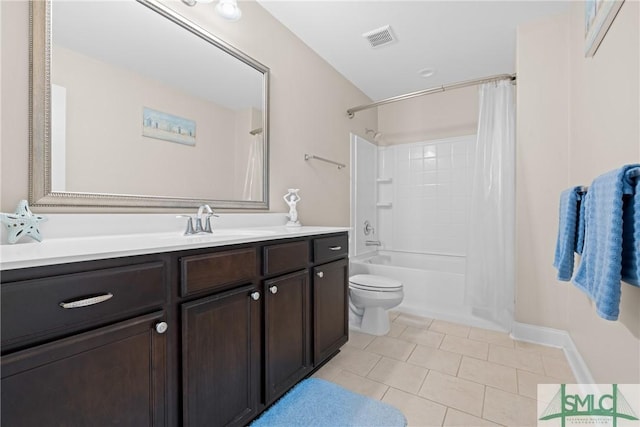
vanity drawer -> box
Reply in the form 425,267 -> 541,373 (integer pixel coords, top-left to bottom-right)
181,247 -> 258,297
314,234 -> 348,264
263,240 -> 310,276
1,261 -> 166,351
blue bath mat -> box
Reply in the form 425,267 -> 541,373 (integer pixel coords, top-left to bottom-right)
251,378 -> 406,427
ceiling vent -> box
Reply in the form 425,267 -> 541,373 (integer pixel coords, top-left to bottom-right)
362,25 -> 395,48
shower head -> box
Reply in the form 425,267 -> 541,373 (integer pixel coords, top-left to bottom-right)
365,128 -> 382,141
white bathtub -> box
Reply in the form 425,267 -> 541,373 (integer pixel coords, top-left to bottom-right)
350,250 -> 496,328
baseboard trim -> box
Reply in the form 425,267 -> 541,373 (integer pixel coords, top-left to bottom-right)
511,321 -> 595,384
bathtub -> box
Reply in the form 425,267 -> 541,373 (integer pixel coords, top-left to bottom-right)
350,250 -> 493,327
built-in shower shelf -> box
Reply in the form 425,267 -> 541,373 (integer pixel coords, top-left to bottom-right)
376,202 -> 393,208
376,178 -> 393,183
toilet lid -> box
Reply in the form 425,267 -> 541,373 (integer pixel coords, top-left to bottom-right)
349,274 -> 403,291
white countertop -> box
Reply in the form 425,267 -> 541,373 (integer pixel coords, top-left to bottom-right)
0,213 -> 350,270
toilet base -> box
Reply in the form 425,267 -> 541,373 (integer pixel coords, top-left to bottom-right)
349,305 -> 391,336
360,306 -> 390,335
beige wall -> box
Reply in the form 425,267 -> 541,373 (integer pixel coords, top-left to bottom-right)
378,85 -> 478,145
516,1 -> 639,382
0,0 -> 376,225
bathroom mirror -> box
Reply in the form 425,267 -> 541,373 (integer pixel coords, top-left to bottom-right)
30,0 -> 269,209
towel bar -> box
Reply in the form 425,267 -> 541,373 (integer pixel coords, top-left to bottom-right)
304,154 -> 346,170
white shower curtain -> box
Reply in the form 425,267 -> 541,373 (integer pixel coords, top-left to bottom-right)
464,79 -> 515,331
243,134 -> 264,201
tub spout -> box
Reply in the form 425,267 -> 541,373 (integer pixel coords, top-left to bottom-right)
365,240 -> 382,246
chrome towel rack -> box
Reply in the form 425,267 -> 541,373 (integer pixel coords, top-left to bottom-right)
304,154 -> 346,170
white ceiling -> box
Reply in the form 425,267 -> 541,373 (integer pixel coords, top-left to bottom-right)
53,1 -> 264,111
257,0 -> 570,101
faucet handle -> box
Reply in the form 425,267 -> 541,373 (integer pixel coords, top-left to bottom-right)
364,220 -> 375,236
176,215 -> 195,235
203,210 -> 219,233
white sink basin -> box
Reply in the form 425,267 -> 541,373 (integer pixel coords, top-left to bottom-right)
209,229 -> 279,237
179,228 -> 279,241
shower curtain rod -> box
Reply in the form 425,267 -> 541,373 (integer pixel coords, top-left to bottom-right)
346,73 -> 516,118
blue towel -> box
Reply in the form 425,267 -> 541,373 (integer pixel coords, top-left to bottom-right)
251,378 -> 407,427
576,197 -> 586,255
621,168 -> 640,286
553,186 -> 583,280
573,164 -> 640,320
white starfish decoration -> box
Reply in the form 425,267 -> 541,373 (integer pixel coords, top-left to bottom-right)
1,200 -> 47,244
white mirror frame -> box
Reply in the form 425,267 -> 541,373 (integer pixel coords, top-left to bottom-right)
29,0 -> 270,209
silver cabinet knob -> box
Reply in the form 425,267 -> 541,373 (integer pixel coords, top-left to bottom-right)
316,271 -> 324,278
155,322 -> 168,334
251,291 -> 260,301
269,286 -> 278,294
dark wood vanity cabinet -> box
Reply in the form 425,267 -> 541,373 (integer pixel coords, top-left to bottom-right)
178,234 -> 348,426
312,234 -> 350,365
2,311 -> 168,427
264,269 -> 312,404
181,284 -> 261,427
1,231 -> 348,427
262,239 -> 312,404
179,246 -> 262,427
313,258 -> 349,364
0,256 -> 170,427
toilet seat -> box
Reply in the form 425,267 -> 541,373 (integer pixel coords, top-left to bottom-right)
349,274 -> 402,292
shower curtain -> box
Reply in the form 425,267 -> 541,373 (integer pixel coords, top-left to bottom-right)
464,79 -> 515,331
242,134 -> 264,201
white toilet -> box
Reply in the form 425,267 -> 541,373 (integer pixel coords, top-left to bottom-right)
349,274 -> 404,336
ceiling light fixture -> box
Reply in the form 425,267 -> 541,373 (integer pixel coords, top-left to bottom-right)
216,0 -> 242,21
181,0 -> 242,22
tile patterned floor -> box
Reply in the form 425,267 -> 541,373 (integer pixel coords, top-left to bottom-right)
312,312 -> 576,427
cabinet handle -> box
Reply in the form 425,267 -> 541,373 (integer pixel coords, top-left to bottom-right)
155,322 -> 168,334
269,286 -> 278,294
329,246 -> 342,251
59,293 -> 113,309
251,291 -> 260,301
316,271 -> 324,278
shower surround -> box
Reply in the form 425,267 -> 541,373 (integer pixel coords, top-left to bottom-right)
351,133 -> 494,326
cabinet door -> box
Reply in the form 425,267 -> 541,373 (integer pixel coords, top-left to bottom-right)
182,284 -> 261,427
264,270 -> 311,403
1,311 -> 167,427
313,258 -> 349,365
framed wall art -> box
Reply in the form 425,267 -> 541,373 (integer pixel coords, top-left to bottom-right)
585,0 -> 625,57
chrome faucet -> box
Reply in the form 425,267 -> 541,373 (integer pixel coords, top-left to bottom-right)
196,204 -> 217,233
177,205 -> 219,235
